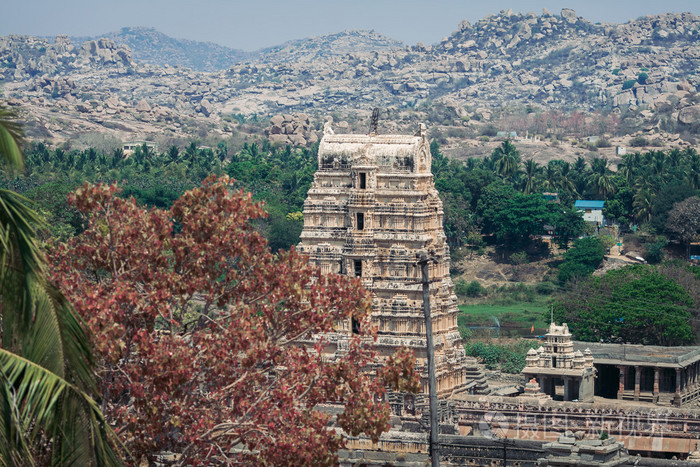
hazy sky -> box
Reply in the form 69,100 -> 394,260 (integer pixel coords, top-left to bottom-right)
2,1 -> 699,50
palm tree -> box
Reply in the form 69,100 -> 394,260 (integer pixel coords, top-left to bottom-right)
589,157 -> 615,199
0,106 -> 123,465
491,139 -> 521,180
617,153 -> 637,186
573,156 -> 587,174
539,161 -> 561,193
522,159 -> 540,194
687,152 -> 700,190
632,187 -> 655,223
431,148 -> 448,179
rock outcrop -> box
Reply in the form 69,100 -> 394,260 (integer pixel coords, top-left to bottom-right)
265,114 -> 318,146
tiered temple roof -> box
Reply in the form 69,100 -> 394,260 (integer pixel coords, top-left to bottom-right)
298,123 -> 486,397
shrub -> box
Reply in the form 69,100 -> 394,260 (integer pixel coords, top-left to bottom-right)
481,125 -> 498,137
596,138 -> 612,148
622,79 -> 636,90
598,234 -> 617,252
629,136 -> 650,147
644,237 -> 668,264
536,281 -> 556,295
510,251 -> 528,265
464,340 -> 539,373
455,280 -> 487,298
500,352 -> 527,374
638,72 -> 649,85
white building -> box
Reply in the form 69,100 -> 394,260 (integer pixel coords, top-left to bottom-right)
575,200 -> 605,225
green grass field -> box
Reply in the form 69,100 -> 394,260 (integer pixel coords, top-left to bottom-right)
458,299 -> 550,337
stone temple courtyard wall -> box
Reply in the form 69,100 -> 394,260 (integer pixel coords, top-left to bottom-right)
297,122 -> 486,398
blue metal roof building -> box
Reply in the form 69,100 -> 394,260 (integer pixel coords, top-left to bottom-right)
574,200 -> 605,209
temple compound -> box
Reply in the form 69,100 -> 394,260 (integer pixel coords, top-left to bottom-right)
297,122 -> 486,398
521,322 -> 700,407
522,323 -> 596,402
574,341 -> 700,407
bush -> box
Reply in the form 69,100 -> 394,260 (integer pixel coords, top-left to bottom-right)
596,137 -> 612,148
481,125 -> 498,137
629,136 -> 649,147
510,251 -> 528,265
455,280 -> 487,298
638,72 -> 649,85
644,237 -> 668,264
500,352 -> 527,374
464,340 -> 539,373
622,79 -> 636,90
598,234 -> 617,252
536,281 -> 556,295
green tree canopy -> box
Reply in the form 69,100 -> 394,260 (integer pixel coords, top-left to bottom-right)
552,206 -> 587,250
554,264 -> 695,345
558,236 -> 606,284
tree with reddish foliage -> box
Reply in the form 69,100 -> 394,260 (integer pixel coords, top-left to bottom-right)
50,176 -> 419,465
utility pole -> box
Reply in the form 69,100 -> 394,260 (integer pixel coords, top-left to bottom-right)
419,251 -> 440,467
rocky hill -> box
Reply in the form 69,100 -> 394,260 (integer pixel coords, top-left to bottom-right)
68,27 -> 401,71
256,30 -> 403,63
71,27 -> 253,71
1,9 -> 699,158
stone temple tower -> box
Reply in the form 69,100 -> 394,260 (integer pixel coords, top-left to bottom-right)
297,122 -> 487,398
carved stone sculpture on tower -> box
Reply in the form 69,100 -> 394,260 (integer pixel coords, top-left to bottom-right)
297,122 -> 487,397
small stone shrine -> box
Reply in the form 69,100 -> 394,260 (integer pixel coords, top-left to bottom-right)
537,432 -> 630,466
522,323 -> 595,402
297,121 -> 486,397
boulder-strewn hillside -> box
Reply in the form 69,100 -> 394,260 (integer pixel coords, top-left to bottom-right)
1,9 -> 699,157
256,30 -> 403,63
71,27 -> 254,72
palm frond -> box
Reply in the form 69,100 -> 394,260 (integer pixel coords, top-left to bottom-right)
0,188 -> 45,277
0,349 -> 124,466
0,372 -> 35,467
0,106 -> 25,172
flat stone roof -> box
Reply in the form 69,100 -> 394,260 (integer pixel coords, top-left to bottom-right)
573,341 -> 700,368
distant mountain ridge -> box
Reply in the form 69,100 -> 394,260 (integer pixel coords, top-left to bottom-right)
69,27 -> 404,71
70,26 -> 254,71
3,9 -> 699,152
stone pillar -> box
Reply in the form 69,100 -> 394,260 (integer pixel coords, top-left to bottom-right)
674,368 -> 682,407
691,364 -> 695,388
634,366 -> 641,401
689,365 -> 693,389
653,367 -> 660,396
564,377 -> 571,401
617,366 -> 625,399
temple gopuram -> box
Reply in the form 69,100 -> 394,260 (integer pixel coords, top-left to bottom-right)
298,121 -> 486,398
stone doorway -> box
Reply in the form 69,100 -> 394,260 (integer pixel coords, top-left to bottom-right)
595,364 -> 619,399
